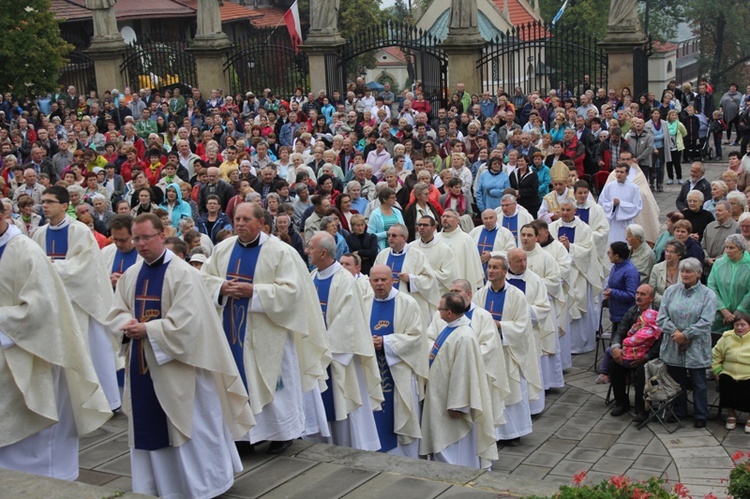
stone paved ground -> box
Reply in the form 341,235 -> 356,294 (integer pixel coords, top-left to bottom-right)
72,151 -> 745,498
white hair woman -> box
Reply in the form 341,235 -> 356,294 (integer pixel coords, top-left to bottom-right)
658,257 -> 717,428
626,224 -> 654,284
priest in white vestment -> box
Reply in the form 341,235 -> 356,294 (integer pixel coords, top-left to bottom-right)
0,211 -> 111,480
538,162 -> 575,224
420,293 -> 498,468
438,209 -> 485,290
534,220 -> 574,368
469,210 -> 516,273
604,152 -> 661,244
428,279 -> 511,433
495,194 -> 535,246
474,255 -> 540,444
201,203 -> 330,453
32,186 -> 121,410
307,232 -> 384,451
549,200 -> 603,354
573,181 -> 611,282
108,214 -> 255,499
340,253 -> 373,301
599,163 -> 643,244
518,228 -> 566,391
507,249 -> 554,415
374,223 -> 440,329
364,265 -> 427,458
415,215 -> 458,296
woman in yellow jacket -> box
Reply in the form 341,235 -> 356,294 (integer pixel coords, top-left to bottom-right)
713,312 -> 750,432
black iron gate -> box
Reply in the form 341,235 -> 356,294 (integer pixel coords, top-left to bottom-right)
120,40 -> 197,92
477,21 -> 608,97
59,50 -> 95,94
633,38 -> 653,98
224,30 -> 310,99
331,20 -> 448,114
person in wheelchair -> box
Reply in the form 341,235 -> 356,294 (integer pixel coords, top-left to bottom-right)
606,284 -> 663,423
712,312 -> 750,432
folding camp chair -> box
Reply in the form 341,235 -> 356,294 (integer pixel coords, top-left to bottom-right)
637,359 -> 683,433
593,298 -> 609,372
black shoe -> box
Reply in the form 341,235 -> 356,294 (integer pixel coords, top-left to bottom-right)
657,186 -> 664,192
694,419 -> 706,429
498,437 -> 520,447
610,405 -> 630,417
267,439 -> 294,454
235,441 -> 255,455
633,412 -> 648,424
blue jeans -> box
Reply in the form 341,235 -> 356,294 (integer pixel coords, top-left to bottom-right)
666,365 -> 708,421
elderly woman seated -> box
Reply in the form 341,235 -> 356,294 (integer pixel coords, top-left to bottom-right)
626,224 -> 654,284
653,211 -> 684,262
707,234 -> 750,335
728,191 -> 748,222
739,212 -> 750,247
712,312 -> 750,432
663,219 -> 704,265
703,180 -> 728,214
681,189 -> 714,241
649,240 -> 685,307
658,257 -> 717,428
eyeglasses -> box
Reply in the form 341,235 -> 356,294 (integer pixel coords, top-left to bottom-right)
387,233 -> 401,238
131,233 -> 161,244
416,223 -> 431,227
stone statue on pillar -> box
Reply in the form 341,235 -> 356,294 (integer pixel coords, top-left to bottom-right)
196,0 -> 224,39
607,0 -> 641,33
85,0 -> 120,40
309,0 -> 340,35
442,0 -> 483,45
449,0 -> 478,32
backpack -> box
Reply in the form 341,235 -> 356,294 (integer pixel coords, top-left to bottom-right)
643,359 -> 682,410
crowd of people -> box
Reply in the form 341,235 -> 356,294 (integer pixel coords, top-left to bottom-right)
3,77 -> 750,497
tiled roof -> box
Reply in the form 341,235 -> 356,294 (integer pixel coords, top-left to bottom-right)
493,0 -> 537,27
52,0 -> 195,21
652,41 -> 679,53
248,6 -> 287,28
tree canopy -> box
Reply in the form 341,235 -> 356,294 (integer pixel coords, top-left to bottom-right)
0,0 -> 72,98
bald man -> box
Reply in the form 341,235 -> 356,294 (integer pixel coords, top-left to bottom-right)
363,265 -> 427,457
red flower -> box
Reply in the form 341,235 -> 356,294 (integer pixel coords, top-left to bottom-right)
572,471 -> 587,485
673,482 -> 690,498
632,488 -> 651,499
609,475 -> 630,489
703,493 -> 718,499
733,451 -> 745,461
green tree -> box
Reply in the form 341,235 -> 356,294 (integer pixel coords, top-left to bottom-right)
0,0 -> 72,98
685,0 -> 750,91
539,0 -> 609,39
639,0 -> 684,42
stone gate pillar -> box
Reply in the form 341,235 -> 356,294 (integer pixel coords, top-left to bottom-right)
85,0 -> 126,93
187,0 -> 231,94
303,0 -> 345,94
598,0 -> 648,93
440,0 -> 485,95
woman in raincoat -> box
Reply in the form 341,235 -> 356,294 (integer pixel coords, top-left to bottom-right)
707,234 -> 750,334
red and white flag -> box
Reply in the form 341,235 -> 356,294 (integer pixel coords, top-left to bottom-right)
284,0 -> 302,52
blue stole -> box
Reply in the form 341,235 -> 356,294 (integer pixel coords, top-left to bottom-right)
484,287 -> 507,324
222,242 -> 261,389
429,325 -> 458,367
314,272 -> 336,421
130,260 -> 171,451
112,248 -> 138,275
575,207 -> 590,224
45,226 -> 69,260
370,298 -> 397,452
508,277 -> 527,294
385,252 -> 406,290
558,225 -> 576,243
502,214 -> 519,242
477,228 -> 497,274
0,242 -> 6,262
465,307 -> 474,320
